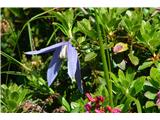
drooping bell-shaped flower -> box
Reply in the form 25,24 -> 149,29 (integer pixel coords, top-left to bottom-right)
25,41 -> 83,93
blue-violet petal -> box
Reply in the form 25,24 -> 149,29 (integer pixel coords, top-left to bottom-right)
47,47 -> 62,86
67,42 -> 78,79
25,42 -> 68,55
75,59 -> 83,93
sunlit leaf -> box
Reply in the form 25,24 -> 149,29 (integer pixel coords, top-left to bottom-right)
145,101 -> 156,108
84,52 -> 97,62
128,52 -> 139,66
138,61 -> 154,71
61,97 -> 71,112
144,91 -> 157,100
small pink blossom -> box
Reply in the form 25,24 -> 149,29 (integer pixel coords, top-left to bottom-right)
96,96 -> 105,102
156,98 -> 160,107
111,108 -> 121,113
157,91 -> 160,98
85,93 -> 96,102
84,102 -> 92,112
95,109 -> 105,113
106,106 -> 121,113
106,106 -> 112,112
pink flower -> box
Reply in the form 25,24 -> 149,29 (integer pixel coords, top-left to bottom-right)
106,106 -> 121,113
156,91 -> 160,108
95,109 -> 105,113
106,106 -> 112,112
157,91 -> 160,98
95,103 -> 100,109
85,93 -> 96,102
156,8 -> 160,12
156,98 -> 160,107
84,102 -> 92,112
111,108 -> 121,113
113,42 -> 128,54
96,96 -> 105,102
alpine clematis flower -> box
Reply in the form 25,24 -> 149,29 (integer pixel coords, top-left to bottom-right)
25,41 -> 83,93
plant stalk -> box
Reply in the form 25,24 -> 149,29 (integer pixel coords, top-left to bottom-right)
27,23 -> 33,51
127,94 -> 142,113
95,10 -> 113,106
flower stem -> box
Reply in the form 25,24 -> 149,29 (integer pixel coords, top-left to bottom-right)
95,10 -> 113,106
0,51 -> 31,71
27,22 -> 33,51
127,94 -> 142,113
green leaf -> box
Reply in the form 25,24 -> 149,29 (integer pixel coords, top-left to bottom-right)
125,68 -> 136,83
61,97 -> 71,112
118,69 -> 127,86
6,100 -> 17,111
77,19 -> 96,39
8,8 -> 25,17
71,102 -> 80,110
115,104 -> 125,110
137,20 -> 160,53
149,67 -> 160,88
53,22 -> 68,36
118,69 -> 125,81
84,52 -> 97,62
144,91 -> 157,100
77,37 -> 85,44
10,92 -> 19,100
150,67 -> 160,81
122,97 -> 133,112
149,78 -> 160,89
17,89 -> 28,104
145,101 -> 156,108
138,61 -> 154,71
130,76 -> 146,95
128,52 -> 139,66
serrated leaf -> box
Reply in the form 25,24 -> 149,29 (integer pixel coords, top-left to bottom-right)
144,91 -> 157,100
128,52 -> 139,66
71,102 -> 80,110
138,61 -> 154,71
77,19 -> 96,39
84,52 -> 97,62
149,67 -> 160,89
6,100 -> 17,110
150,67 -> 160,81
10,91 -> 19,100
130,76 -> 146,95
145,101 -> 156,108
77,37 -> 85,44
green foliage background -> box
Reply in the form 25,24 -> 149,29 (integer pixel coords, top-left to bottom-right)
0,8 -> 160,113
